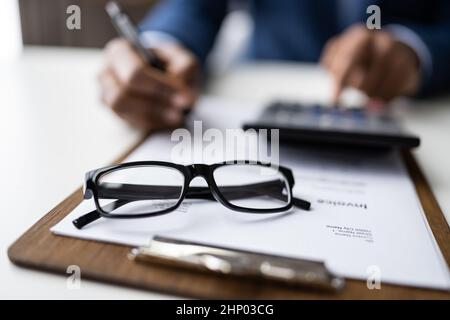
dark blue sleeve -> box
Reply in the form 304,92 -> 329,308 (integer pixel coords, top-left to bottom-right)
139,0 -> 229,63
401,1 -> 450,96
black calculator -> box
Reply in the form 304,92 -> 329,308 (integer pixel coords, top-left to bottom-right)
242,101 -> 420,149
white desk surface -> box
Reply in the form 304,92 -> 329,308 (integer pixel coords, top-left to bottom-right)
1,47 -> 449,299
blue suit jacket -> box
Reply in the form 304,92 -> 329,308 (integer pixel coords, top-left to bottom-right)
140,0 -> 450,96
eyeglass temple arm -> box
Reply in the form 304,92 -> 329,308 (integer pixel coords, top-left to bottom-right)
73,181 -> 310,229
73,186 -> 217,230
72,199 -> 130,229
93,181 -> 310,210
210,181 -> 311,211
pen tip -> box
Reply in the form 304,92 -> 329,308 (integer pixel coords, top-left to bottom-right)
105,1 -> 121,17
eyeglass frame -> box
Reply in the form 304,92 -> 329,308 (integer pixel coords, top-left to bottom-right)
74,160 -> 311,229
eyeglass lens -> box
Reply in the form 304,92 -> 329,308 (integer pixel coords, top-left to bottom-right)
96,164 -> 291,215
213,164 -> 291,210
97,166 -> 185,215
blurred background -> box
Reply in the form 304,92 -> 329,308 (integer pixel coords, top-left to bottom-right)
1,0 -> 21,60
4,0 -> 252,74
18,0 -> 155,48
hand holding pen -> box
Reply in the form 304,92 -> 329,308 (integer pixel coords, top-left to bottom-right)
99,1 -> 200,131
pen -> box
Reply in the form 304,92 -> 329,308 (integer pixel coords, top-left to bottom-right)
105,1 -> 166,71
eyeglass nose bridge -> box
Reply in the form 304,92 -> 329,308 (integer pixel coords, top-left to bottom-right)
184,164 -> 218,201
188,164 -> 212,179
185,164 -> 219,193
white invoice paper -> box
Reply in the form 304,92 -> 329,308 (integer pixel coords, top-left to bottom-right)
51,97 -> 450,290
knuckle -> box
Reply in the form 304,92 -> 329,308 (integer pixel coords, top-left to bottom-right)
109,93 -> 127,112
126,64 -> 143,85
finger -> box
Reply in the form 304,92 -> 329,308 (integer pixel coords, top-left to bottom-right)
116,92 -> 183,124
98,67 -> 121,107
367,99 -> 387,111
115,98 -> 184,131
329,29 -> 373,103
102,61 -> 177,112
118,111 -> 169,133
320,38 -> 338,69
321,39 -> 344,106
120,107 -> 183,131
326,43 -> 347,104
155,44 -> 200,109
345,65 -> 366,90
126,73 -> 176,108
172,86 -> 199,112
331,50 -> 357,105
332,49 -> 366,104
154,44 -> 199,85
112,95 -> 182,124
356,33 -> 394,97
99,67 -> 183,125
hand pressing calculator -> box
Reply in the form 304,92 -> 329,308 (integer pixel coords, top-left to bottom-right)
243,101 -> 420,149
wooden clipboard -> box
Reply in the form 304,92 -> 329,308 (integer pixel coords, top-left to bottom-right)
7,138 -> 450,299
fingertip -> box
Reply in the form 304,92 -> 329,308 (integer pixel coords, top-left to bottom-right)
332,85 -> 342,106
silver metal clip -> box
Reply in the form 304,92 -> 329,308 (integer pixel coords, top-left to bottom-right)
129,235 -> 345,292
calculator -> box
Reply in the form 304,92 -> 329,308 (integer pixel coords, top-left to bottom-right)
242,101 -> 420,149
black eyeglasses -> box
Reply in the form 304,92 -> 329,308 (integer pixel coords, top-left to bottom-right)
73,161 -> 311,229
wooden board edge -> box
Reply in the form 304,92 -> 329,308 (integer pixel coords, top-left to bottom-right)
402,151 -> 450,266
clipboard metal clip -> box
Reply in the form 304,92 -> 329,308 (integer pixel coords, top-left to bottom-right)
129,236 -> 345,292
